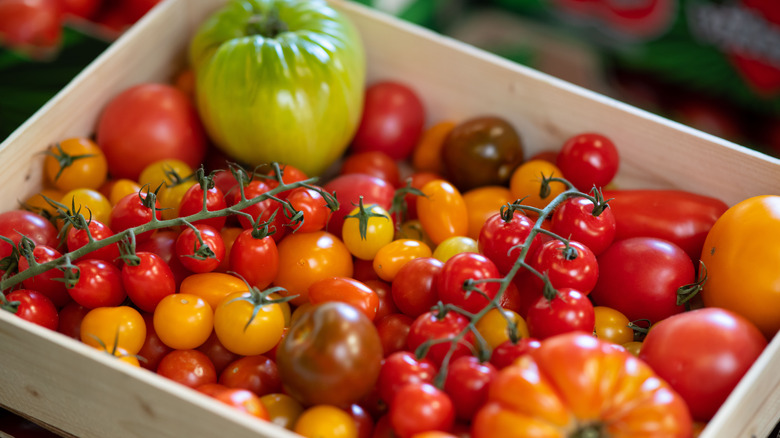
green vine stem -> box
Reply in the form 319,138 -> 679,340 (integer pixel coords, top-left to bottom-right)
0,162 -> 339,304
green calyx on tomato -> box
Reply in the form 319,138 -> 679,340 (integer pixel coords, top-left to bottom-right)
189,0 -> 366,176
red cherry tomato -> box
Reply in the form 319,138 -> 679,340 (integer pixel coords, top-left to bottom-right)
228,230 -> 278,289
525,287 -> 595,340
121,251 -> 176,313
323,173 -> 395,239
177,182 -> 228,231
437,252 -> 501,314
391,257 -> 443,318
67,259 -> 126,309
340,150 -> 402,188
551,196 -> 616,256
219,355 -> 281,397
556,132 -> 619,192
389,382 -> 455,438
17,244 -> 71,308
0,210 -> 59,260
407,310 -> 474,368
175,224 -> 225,273
5,289 -> 58,330
443,356 -> 497,421
478,210 -> 542,275
526,239 -> 599,295
156,349 -> 217,389
65,219 -> 121,264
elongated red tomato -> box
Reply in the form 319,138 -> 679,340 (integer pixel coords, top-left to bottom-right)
473,333 -> 692,438
601,189 -> 728,262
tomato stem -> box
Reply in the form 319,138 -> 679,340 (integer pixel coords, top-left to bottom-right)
246,8 -> 288,39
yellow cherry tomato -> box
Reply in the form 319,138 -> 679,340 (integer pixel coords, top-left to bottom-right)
293,405 -> 358,438
432,236 -> 479,263
153,293 -> 214,350
138,158 -> 194,191
260,393 -> 305,430
23,188 -> 64,219
213,290 -> 286,356
412,120 -> 455,174
179,272 -> 250,310
275,231 -> 354,306
342,203 -> 395,260
462,185 -> 513,240
476,307 -> 529,350
158,179 -> 198,221
416,179 -> 468,245
80,306 -> 147,355
373,238 -> 432,282
107,178 -> 143,206
60,188 -> 112,226
593,306 -> 634,345
44,137 -> 108,191
509,159 -> 568,210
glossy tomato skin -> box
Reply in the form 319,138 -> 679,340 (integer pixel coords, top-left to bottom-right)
228,179 -> 288,242
526,239 -> 599,295
700,195 -> 780,338
525,288 -> 595,340
213,291 -> 285,357
639,308 -> 767,422
96,83 -> 207,180
375,313 -> 413,357
229,230 -> 278,290
377,350 -> 438,405
308,276 -> 379,321
276,302 -> 383,408
219,355 -> 281,397
473,333 -> 692,438
0,0 -> 62,56
323,173 -> 395,239
175,224 -> 225,273
602,189 -> 728,262
0,210 -> 59,260
416,179 -> 468,246
407,310 -> 474,368
550,196 -> 616,256
389,382 -> 455,438
351,81 -> 425,161
177,183 -> 228,231
6,289 -> 58,330
556,132 -> 619,192
340,150 -> 402,188
437,252 -> 501,314
489,338 -> 541,370
590,237 -> 694,323
157,349 -> 217,389
443,356 -> 497,421
442,116 -> 524,192
67,259 -> 125,309
121,251 -> 176,313
391,257 -> 443,318
17,244 -> 70,308
478,211 -> 542,276
44,137 -> 107,192
65,219 -> 121,264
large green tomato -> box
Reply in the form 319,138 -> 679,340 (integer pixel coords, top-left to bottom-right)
189,0 -> 366,176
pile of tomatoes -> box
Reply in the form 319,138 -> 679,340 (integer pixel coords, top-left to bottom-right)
0,73 -> 776,438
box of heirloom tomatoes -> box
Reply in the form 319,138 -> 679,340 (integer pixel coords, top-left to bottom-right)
0,0 -> 779,437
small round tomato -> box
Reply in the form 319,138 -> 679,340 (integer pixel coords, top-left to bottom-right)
489,337 -> 541,370
80,305 -> 146,354
462,185 -> 514,241
139,158 -> 195,192
137,313 -> 173,372
407,309 -> 474,368
175,224 -> 225,273
179,271 -> 249,310
17,244 -> 70,308
351,81 -> 425,161
228,179 -> 288,242
443,356 -> 497,421
389,382 -> 455,438
442,116 -> 524,191
157,349 -> 217,388
477,210 -> 542,275
57,302 -> 89,340
23,188 -> 64,219
177,182 -> 228,230
551,196 -> 616,256
229,230 -> 279,289
122,251 -> 176,313
0,210 -> 58,260
437,252 -> 501,314
556,132 -> 619,192
210,387 -> 270,420
376,313 -> 413,357
196,331 -> 241,375
342,202 -> 394,261
67,259 -> 125,309
5,289 -> 58,330
432,236 -> 479,263
377,350 -> 438,405
61,188 -> 112,226
508,159 -> 568,210
340,150 -> 401,188
158,180 -> 198,221
475,308 -> 529,350
593,306 -> 634,346
275,231 -> 354,306
44,137 -> 108,192
323,173 -> 395,239
391,256 -> 442,318
294,404 -> 358,438
416,179 -> 468,246
526,239 -> 599,295
308,276 -> 379,321
153,293 -> 213,350
373,238 -> 432,282
276,302 -> 383,408
219,355 -> 281,397
525,288 -> 595,340
65,219 -> 121,264
213,290 -> 286,356
104,178 -> 143,206
260,393 -> 305,430
284,186 -> 330,233
365,279 -> 396,321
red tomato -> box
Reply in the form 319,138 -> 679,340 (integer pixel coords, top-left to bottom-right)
210,387 -> 270,420
196,331 -> 241,376
0,0 -> 63,56
5,289 -> 58,330
227,179 -> 288,242
57,302 -> 89,340
639,308 -> 768,422
526,239 -> 599,295
377,351 -> 438,405
60,0 -> 101,19
391,257 -> 443,318
283,186 -> 330,233
443,356 -> 497,422
175,224 -> 225,273
351,81 -> 426,160
365,279 -> 397,321
489,338 -> 541,370
137,313 -> 173,372
136,229 -> 190,286
389,382 -> 455,438
67,259 -> 125,309
323,173 -> 395,239
407,310 -> 474,368
550,196 -> 616,256
0,210 -> 59,260
340,150 -> 402,188
437,253 -> 501,314
96,83 -> 207,180
219,355 -> 281,397
477,210 -> 542,275
228,230 -> 278,289
110,191 -> 162,243
375,313 -> 413,357
156,349 -> 217,389
308,276 -> 380,321
556,133 -> 619,192
525,288 -> 595,340
177,182 -> 228,231
17,244 -> 70,308
590,237 -> 694,323
121,251 -> 175,312
65,219 -> 121,264
601,189 -> 728,262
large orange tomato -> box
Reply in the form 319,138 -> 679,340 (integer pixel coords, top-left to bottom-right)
472,333 -> 692,438
700,195 -> 780,339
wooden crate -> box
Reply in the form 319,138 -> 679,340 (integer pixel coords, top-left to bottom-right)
1,0 -> 779,436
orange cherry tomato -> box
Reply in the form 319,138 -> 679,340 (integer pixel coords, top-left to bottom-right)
153,293 -> 214,350
44,137 -> 108,192
509,159 -> 568,211
475,307 -> 529,350
462,185 -> 513,240
416,179 -> 468,245
260,393 -> 305,430
373,238 -> 433,282
179,272 -> 249,310
412,121 -> 456,175
80,306 -> 146,355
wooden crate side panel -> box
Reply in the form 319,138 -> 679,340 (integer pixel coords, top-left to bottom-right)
0,311 -> 299,438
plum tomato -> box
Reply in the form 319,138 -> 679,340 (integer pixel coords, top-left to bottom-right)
416,179 -> 468,246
